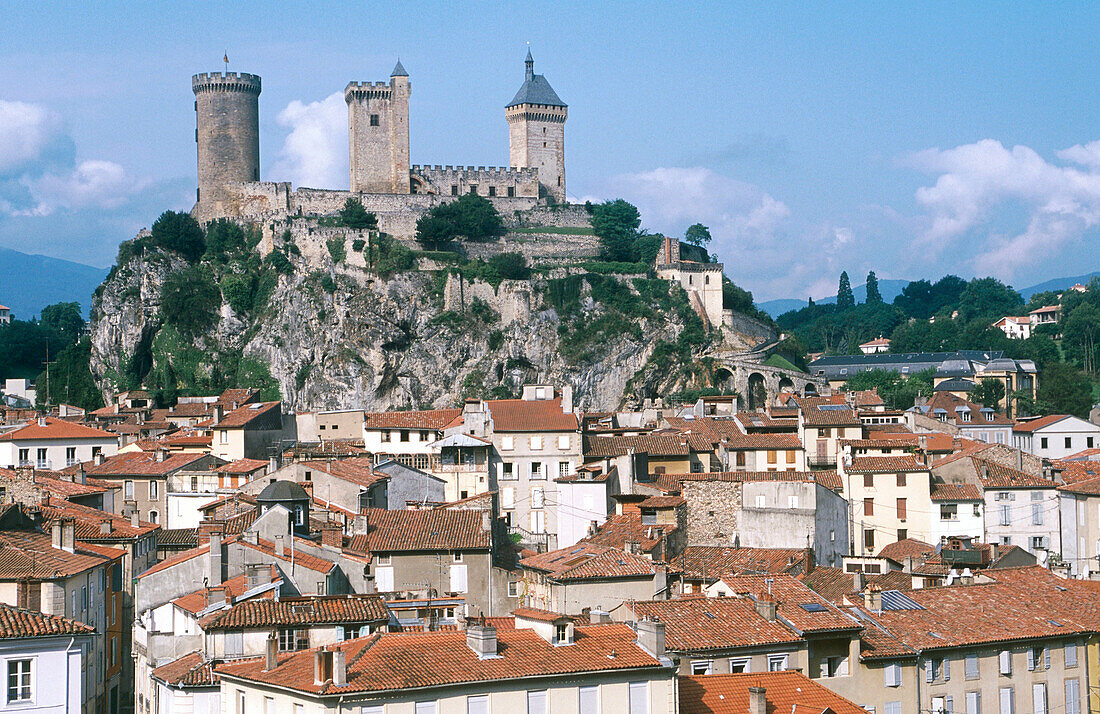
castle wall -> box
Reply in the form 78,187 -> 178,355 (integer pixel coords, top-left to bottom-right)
461,233 -> 598,264
192,72 -> 261,221
412,165 -> 538,198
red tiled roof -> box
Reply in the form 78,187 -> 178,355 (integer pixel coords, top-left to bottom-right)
28,474 -> 107,497
797,399 -> 862,427
676,546 -> 810,580
151,651 -> 218,687
975,459 -> 1053,489
487,398 -> 578,432
718,575 -> 860,634
722,433 -> 803,450
78,451 -> 208,476
923,392 -> 1013,426
855,567 -> 1100,658
214,458 -> 269,474
363,409 -> 460,430
629,597 -> 802,651
846,456 -> 929,473
512,606 -> 569,622
302,458 -> 385,488
201,594 -> 388,630
0,417 -> 116,442
680,671 -> 867,714
215,402 -> 281,428
878,538 -> 935,563
584,434 -> 709,458
930,483 -> 984,501
0,528 -> 121,580
0,601 -> 94,639
520,543 -> 669,581
1013,414 -> 1072,433
171,570 -> 278,615
800,566 -> 913,605
1058,475 -> 1100,496
581,514 -> 675,553
348,509 -> 490,553
215,624 -> 666,695
39,499 -> 159,541
216,389 -> 261,408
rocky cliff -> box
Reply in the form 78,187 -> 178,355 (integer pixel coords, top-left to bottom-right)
89,220 -> 772,412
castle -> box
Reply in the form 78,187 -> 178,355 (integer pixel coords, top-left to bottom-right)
191,52 -> 568,224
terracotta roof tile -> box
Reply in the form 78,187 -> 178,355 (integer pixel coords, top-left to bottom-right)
0,528 -> 121,580
0,601 -> 94,639
1058,475 -> 1100,496
201,594 -> 388,630
487,398 -> 578,432
800,566 -> 913,605
680,671 -> 867,714
675,546 -> 810,580
1013,414 -> 1072,433
629,597 -> 802,651
975,459 -> 1053,489
171,570 -> 278,615
584,434 -> 703,458
878,538 -> 935,563
151,651 -> 218,687
39,499 -> 160,541
348,509 -> 490,553
214,458 -> 269,474
0,417 -> 117,442
581,514 -> 675,552
363,409 -> 460,430
79,451 -> 209,476
520,543 -> 670,580
215,401 -> 281,428
718,575 -> 860,633
215,624 -> 665,694
930,483 -> 984,501
302,458 -> 385,488
797,400 -> 862,427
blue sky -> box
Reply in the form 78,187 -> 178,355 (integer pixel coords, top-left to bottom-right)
2,2 -> 1100,300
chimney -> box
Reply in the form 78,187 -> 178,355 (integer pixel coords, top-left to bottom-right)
625,540 -> 639,554
208,531 -> 223,586
76,464 -> 86,485
635,618 -> 666,656
206,586 -> 227,608
748,687 -> 767,714
863,585 -> 882,613
332,648 -> 347,687
754,598 -> 777,622
314,649 -> 333,684
480,510 -> 492,532
130,511 -> 139,528
853,570 -> 866,592
99,520 -> 112,535
268,456 -> 278,474
37,417 -> 46,427
213,405 -> 224,423
652,563 -> 666,595
155,448 -> 167,462
264,633 -> 278,671
589,609 -> 611,624
275,534 -> 285,558
94,452 -> 105,466
51,520 -> 63,550
560,384 -> 574,413
467,624 -> 498,658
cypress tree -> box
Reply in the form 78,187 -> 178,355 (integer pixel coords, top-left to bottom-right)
837,271 -> 855,310
866,271 -> 883,304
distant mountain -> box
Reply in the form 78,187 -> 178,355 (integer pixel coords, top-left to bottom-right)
758,279 -> 911,318
1019,271 -> 1100,300
0,248 -> 108,319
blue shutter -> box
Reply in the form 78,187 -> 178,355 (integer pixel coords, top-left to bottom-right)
943,656 -> 951,681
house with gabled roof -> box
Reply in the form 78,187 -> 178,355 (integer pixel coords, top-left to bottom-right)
1014,414 -> 1100,460
210,401 -> 292,461
0,601 -> 96,712
0,416 -> 119,470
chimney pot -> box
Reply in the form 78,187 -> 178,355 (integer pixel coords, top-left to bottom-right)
754,598 -> 777,622
333,649 -> 347,687
264,633 -> 278,671
863,585 -> 882,613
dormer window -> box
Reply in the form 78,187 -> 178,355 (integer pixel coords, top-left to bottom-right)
555,621 -> 573,645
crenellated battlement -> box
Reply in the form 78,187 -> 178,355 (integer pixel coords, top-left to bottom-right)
345,81 -> 395,101
506,106 -> 567,124
412,165 -> 539,179
192,72 -> 262,94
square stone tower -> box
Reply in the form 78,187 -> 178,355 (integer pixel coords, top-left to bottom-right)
506,51 -> 567,202
346,61 -> 411,194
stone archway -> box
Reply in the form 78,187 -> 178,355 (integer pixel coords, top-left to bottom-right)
803,382 -> 819,396
778,377 -> 795,395
747,373 -> 767,411
714,367 -> 736,393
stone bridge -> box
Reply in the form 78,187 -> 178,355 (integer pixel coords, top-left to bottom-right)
708,352 -> 829,410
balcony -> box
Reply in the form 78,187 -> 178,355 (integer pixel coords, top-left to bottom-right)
807,452 -> 837,467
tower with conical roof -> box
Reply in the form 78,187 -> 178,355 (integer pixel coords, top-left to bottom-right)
506,50 -> 567,202
346,60 -> 411,193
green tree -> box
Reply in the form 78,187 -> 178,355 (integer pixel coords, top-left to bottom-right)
203,219 -> 246,259
972,378 -> 1007,411
837,272 -> 855,310
632,233 -> 663,266
39,302 -> 84,345
1036,361 -> 1093,417
150,211 -> 205,262
1026,290 -> 1062,312
327,237 -> 347,264
1063,302 -> 1100,373
160,266 -> 221,336
338,198 -> 379,230
415,193 -> 504,249
488,252 -> 529,280
591,199 -> 642,262
956,277 -> 1024,322
865,271 -> 883,304
684,223 -> 712,247
34,338 -> 103,411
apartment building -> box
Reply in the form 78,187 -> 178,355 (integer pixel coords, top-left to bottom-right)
840,456 -> 934,556
1014,415 -> 1100,460
0,417 -> 118,470
797,398 -> 863,468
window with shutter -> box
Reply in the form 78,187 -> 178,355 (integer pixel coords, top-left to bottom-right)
628,683 -> 648,714
966,691 -> 981,714
416,702 -> 437,714
467,695 -> 488,714
999,650 -> 1012,675
965,653 -> 979,679
1032,683 -> 1046,714
579,687 -> 598,714
884,703 -> 902,714
1066,641 -> 1078,667
999,687 -> 1013,714
1065,679 -> 1080,714
943,656 -> 950,680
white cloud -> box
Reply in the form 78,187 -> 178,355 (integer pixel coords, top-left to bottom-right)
0,100 -> 63,175
18,160 -> 134,216
270,92 -> 347,189
907,139 -> 1100,277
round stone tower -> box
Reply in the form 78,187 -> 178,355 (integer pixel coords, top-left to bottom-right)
192,71 -> 262,219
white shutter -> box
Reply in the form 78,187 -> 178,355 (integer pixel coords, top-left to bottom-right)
502,487 -> 515,509
468,695 -> 488,714
1066,641 -> 1078,667
450,564 -> 468,593
999,650 -> 1012,674
416,702 -> 437,714
1032,684 -> 1046,714
1043,647 -> 1050,670
884,703 -> 902,714
943,656 -> 950,680
966,691 -> 981,714
1027,648 -> 1035,671
926,658 -> 934,683
628,682 -> 648,714
376,566 -> 394,592
966,654 -> 979,678
999,687 -> 1013,714
1065,679 -> 1080,714
527,690 -> 547,714
579,686 -> 598,714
